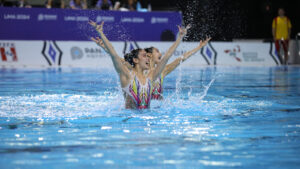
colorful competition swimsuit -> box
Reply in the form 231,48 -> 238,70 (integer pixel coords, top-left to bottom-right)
151,74 -> 164,100
123,75 -> 152,109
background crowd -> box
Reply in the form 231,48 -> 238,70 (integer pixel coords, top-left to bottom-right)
0,0 -> 298,42
0,0 -> 151,11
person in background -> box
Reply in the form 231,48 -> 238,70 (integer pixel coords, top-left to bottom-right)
136,0 -> 148,12
17,0 -> 31,8
95,0 -> 112,10
45,0 -> 65,8
69,0 -> 87,9
126,0 -> 136,11
272,8 -> 292,65
118,0 -> 135,11
113,1 -> 121,10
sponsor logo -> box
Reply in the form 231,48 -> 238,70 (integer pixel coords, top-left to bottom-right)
96,16 -> 115,22
38,14 -> 57,21
224,45 -> 242,62
71,47 -> 83,60
3,14 -> 30,20
64,16 -> 89,22
242,52 -> 262,62
201,42 -> 217,65
42,41 -> 63,66
0,42 -> 18,62
121,17 -> 144,23
151,17 -> 168,24
224,45 -> 263,63
71,46 -> 106,60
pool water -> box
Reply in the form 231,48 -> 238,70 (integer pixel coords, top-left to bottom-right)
0,66 -> 300,169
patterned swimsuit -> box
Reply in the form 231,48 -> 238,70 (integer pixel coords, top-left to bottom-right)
151,74 -> 164,100
122,75 -> 152,109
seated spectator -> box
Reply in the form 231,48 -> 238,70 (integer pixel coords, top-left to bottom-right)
113,1 -> 121,10
45,0 -> 65,8
95,0 -> 112,10
69,0 -> 87,9
118,0 -> 136,11
0,0 -> 3,6
136,0 -> 148,12
127,0 -> 136,11
17,0 -> 31,8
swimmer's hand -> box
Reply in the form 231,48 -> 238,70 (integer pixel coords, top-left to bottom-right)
89,20 -> 104,33
91,37 -> 107,51
178,24 -> 191,38
199,37 -> 211,48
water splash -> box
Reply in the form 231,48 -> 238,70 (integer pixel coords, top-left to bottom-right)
198,78 -> 215,100
175,55 -> 184,100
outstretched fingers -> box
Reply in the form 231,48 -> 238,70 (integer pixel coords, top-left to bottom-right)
89,20 -> 104,32
88,20 -> 97,27
96,21 -> 104,32
91,37 -> 98,43
199,37 -> 211,47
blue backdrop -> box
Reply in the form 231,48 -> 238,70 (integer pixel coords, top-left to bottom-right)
0,7 -> 182,41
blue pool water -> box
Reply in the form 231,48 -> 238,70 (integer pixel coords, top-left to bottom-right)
0,66 -> 300,169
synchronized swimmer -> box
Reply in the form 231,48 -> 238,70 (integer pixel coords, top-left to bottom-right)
89,21 -> 209,109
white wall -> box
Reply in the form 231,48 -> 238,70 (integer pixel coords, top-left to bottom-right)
0,40 -> 286,68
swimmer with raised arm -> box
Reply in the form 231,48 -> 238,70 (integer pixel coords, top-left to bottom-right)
145,37 -> 211,99
91,24 -> 209,100
89,21 -> 188,109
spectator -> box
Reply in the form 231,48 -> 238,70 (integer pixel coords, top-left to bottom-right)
0,0 -> 4,6
69,0 -> 87,9
118,0 -> 136,11
272,8 -> 292,64
95,0 -> 112,10
45,0 -> 65,8
127,0 -> 136,11
17,0 -> 31,8
136,0 -> 148,12
113,1 -> 121,10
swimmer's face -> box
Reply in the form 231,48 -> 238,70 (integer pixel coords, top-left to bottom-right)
151,48 -> 162,64
135,49 -> 150,70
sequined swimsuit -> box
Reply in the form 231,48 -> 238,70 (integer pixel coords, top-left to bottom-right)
122,75 -> 152,109
151,74 -> 164,100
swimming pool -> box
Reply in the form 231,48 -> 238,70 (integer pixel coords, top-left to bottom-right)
0,66 -> 300,168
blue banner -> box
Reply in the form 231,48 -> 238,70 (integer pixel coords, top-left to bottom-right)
0,7 -> 182,41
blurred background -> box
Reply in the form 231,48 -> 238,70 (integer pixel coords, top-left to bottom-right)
1,0 -> 299,41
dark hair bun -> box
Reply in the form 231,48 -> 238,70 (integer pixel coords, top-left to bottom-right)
145,47 -> 154,53
124,48 -> 141,67
124,53 -> 134,66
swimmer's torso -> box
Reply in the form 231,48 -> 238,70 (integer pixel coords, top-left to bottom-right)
122,75 -> 152,109
151,74 -> 164,100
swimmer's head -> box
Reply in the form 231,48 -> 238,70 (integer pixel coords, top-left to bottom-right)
145,47 -> 162,64
125,49 -> 150,70
278,8 -> 285,17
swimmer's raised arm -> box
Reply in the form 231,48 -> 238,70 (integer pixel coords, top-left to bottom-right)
162,37 -> 211,77
91,36 -> 133,70
91,37 -> 108,52
150,25 -> 189,80
89,21 -> 131,77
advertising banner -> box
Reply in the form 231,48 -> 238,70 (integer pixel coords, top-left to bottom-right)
213,42 -> 278,66
0,7 -> 182,41
0,40 -> 280,68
